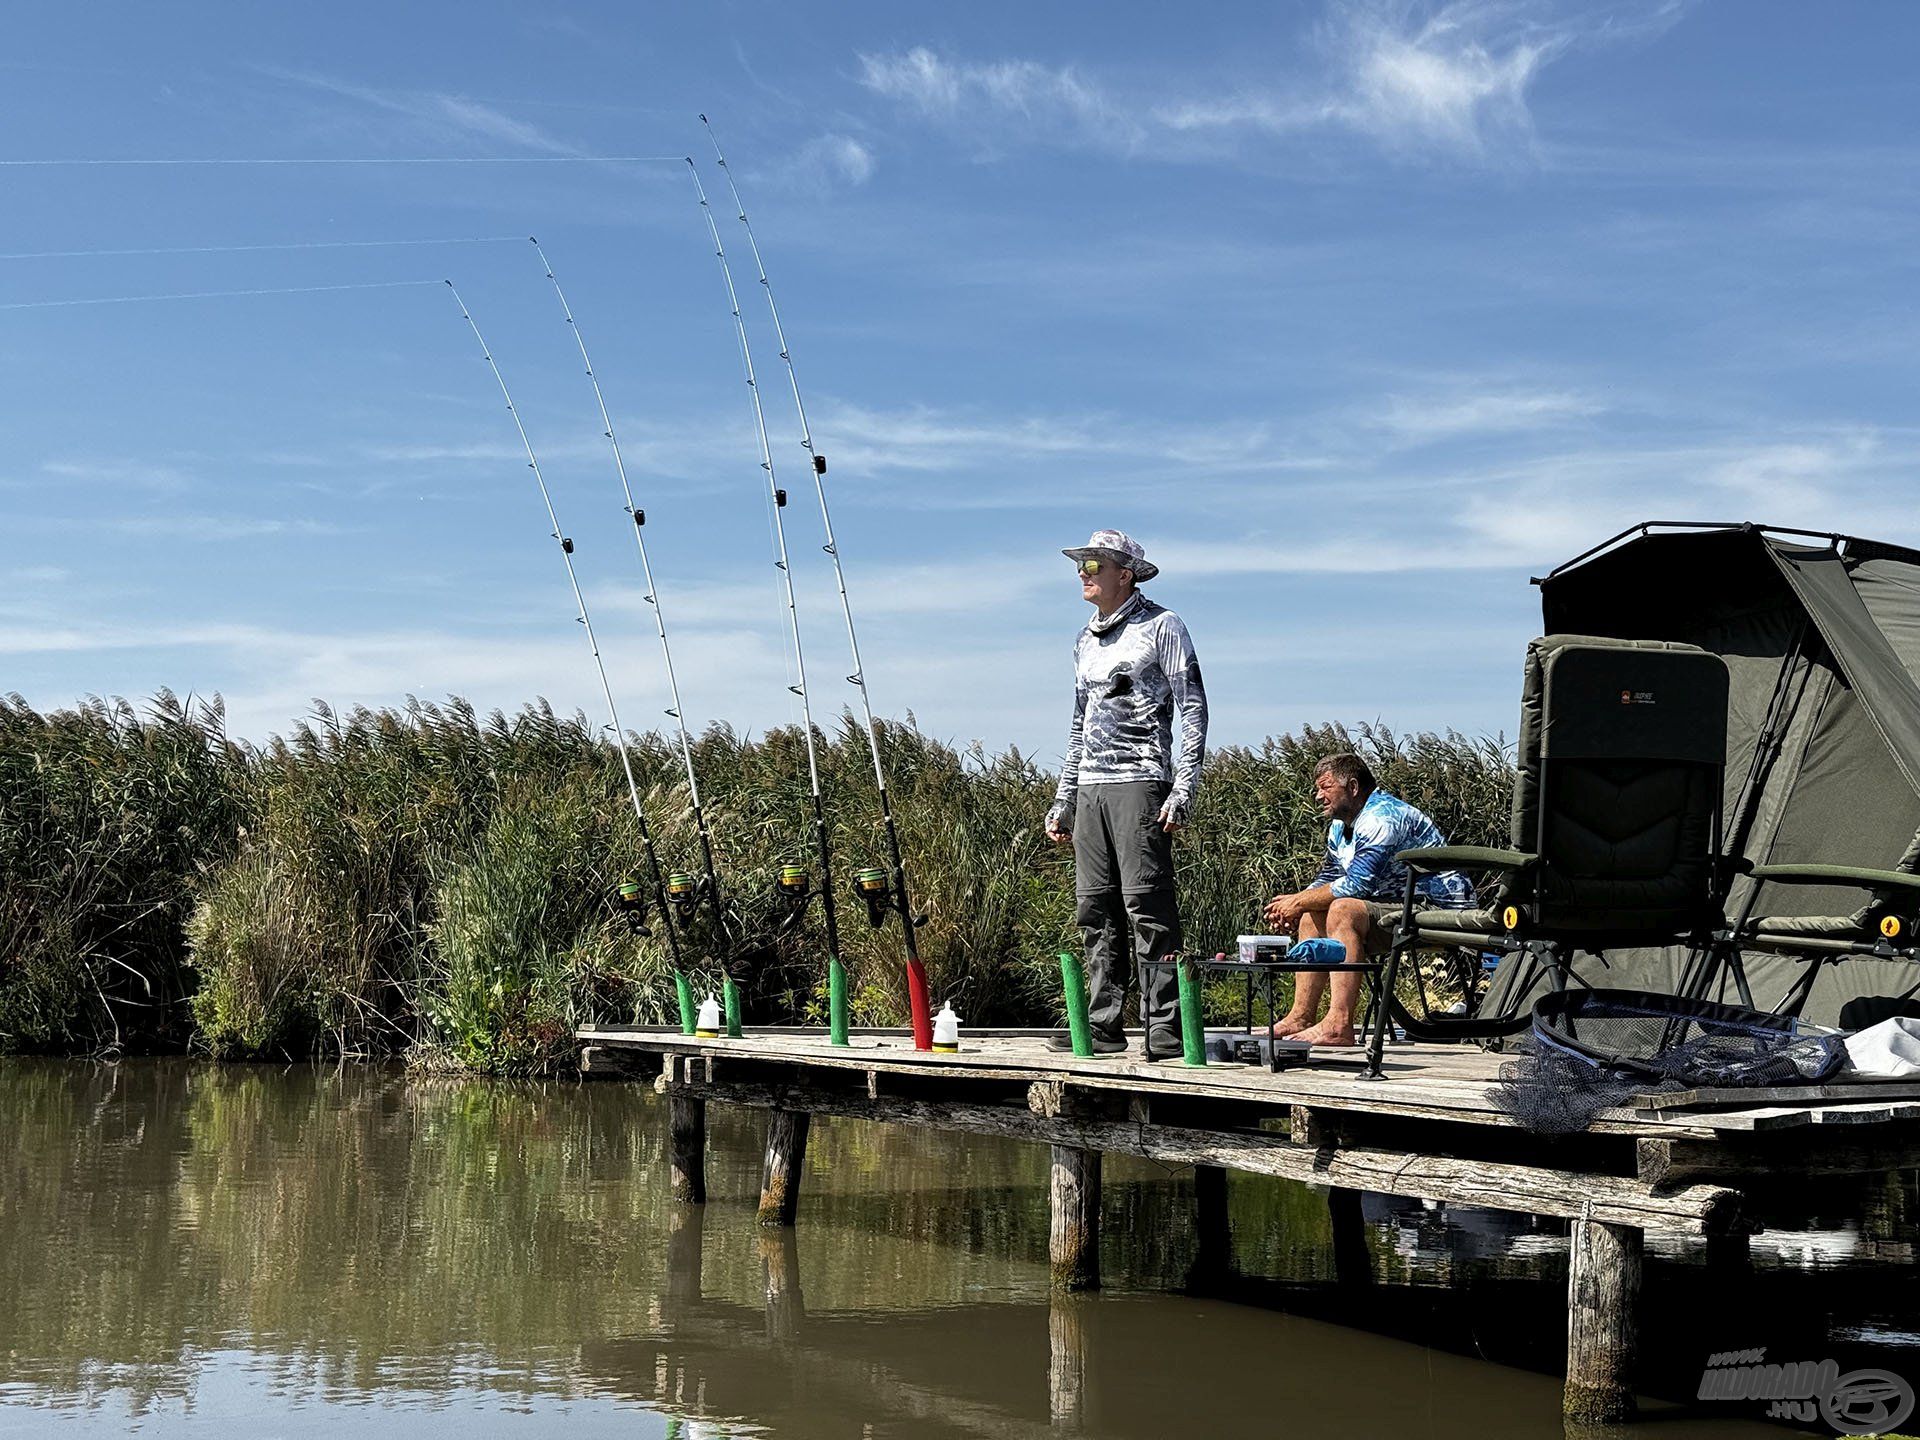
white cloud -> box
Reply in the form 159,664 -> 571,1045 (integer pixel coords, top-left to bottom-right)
857,47 -> 1147,153
863,2 -> 1688,165
260,67 -> 577,155
794,133 -> 876,189
1377,385 -> 1607,442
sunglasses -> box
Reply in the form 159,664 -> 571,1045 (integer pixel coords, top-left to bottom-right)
1077,558 -> 1107,577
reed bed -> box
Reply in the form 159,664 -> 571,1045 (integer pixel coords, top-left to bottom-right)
0,693 -> 1512,1072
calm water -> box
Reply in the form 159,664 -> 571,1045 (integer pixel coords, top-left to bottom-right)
0,1059 -> 1913,1438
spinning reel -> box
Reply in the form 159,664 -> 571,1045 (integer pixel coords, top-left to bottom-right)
775,862 -> 815,925
665,870 -> 703,924
615,879 -> 653,937
853,865 -> 929,930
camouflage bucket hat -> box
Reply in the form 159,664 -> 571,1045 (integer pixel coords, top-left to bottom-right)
1061,528 -> 1158,583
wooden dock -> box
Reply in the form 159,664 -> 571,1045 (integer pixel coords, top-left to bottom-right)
576,1025 -> 1920,1425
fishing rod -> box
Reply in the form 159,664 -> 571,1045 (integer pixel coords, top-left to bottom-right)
443,279 -> 686,977
685,157 -> 847,1013
528,236 -> 732,955
698,117 -> 934,1051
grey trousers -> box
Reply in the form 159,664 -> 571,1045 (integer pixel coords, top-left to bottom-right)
1071,780 -> 1182,1037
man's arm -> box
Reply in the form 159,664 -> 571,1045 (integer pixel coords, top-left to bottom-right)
1045,646 -> 1089,841
1156,614 -> 1208,826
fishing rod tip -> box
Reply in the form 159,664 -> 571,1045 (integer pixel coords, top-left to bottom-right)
698,113 -> 708,123
527,235 -> 538,244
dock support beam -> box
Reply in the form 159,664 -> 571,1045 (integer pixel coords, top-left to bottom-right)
1565,1217 -> 1642,1425
668,1094 -> 706,1205
1329,1186 -> 1372,1287
758,1108 -> 811,1227
1049,1295 -> 1088,1427
1049,1144 -> 1102,1291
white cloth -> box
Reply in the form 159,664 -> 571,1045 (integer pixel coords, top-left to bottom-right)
1844,1016 -> 1920,1077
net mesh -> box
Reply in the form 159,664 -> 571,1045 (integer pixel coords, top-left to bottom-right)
1492,987 -> 1847,1133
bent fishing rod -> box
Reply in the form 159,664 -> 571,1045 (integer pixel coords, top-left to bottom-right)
444,279 -> 686,975
699,118 -> 934,1050
686,157 -> 848,1001
528,237 -> 733,956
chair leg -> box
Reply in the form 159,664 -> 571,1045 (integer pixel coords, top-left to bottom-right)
1366,941 -> 1405,1078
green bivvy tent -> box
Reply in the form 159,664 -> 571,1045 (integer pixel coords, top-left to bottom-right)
1479,521 -> 1920,1028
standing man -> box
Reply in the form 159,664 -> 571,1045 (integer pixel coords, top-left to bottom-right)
1045,529 -> 1208,1056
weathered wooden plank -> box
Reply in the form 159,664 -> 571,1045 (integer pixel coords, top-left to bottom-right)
1631,1078 -> 1920,1111
659,1071 -> 1744,1234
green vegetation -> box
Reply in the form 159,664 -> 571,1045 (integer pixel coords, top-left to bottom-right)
0,692 -> 1512,1071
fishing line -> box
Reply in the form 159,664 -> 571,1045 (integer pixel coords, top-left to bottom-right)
686,156 -> 845,978
529,235 -> 734,952
700,115 -> 934,1050
443,278 -> 685,973
0,278 -> 441,311
0,154 -> 683,167
0,235 -> 526,262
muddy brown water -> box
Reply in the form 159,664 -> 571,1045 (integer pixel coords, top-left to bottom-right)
0,1059 -> 1912,1437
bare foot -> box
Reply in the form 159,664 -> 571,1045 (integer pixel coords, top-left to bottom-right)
1269,1016 -> 1315,1039
1292,1021 -> 1356,1047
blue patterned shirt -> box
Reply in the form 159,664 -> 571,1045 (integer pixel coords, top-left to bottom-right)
1312,789 -> 1475,907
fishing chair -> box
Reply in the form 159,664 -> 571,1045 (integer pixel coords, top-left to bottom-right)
1363,636 -> 1731,1076
1688,830 -> 1920,1022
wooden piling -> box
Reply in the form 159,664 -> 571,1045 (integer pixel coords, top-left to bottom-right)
758,1108 -> 811,1227
1328,1185 -> 1372,1287
1049,1144 -> 1102,1291
1191,1164 -> 1230,1287
668,1093 -> 706,1205
1565,1216 -> 1642,1425
665,1202 -> 704,1307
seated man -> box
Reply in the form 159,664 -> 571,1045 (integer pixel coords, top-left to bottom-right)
1263,752 -> 1475,1045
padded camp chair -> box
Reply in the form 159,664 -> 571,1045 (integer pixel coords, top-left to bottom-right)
1691,830 -> 1920,1021
1364,635 -> 1731,1076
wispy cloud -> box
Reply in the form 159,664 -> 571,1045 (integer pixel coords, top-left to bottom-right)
861,1 -> 1688,164
1376,385 -> 1607,443
857,47 -> 1147,154
791,133 -> 876,190
260,67 -> 578,155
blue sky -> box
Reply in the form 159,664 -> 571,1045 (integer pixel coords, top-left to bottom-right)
3,2 -> 1917,764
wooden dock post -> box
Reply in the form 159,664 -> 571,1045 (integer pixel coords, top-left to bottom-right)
1049,1144 -> 1102,1291
1328,1186 -> 1373,1287
1565,1216 -> 1642,1425
758,1108 -> 812,1227
1190,1164 -> 1230,1287
668,1093 -> 706,1205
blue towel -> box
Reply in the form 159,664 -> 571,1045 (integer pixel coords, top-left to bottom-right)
1286,938 -> 1348,965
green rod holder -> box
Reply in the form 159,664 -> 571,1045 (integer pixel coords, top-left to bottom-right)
674,972 -> 696,1036
1059,951 -> 1093,1058
722,976 -> 743,1038
1176,956 -> 1207,1066
828,956 -> 850,1047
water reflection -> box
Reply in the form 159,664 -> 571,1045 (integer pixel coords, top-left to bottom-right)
0,1058 -> 1909,1437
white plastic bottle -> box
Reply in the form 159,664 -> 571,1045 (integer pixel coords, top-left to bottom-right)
932,1001 -> 962,1053
695,992 -> 721,1037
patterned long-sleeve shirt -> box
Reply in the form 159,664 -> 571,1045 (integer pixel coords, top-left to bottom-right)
1051,592 -> 1208,822
1312,789 -> 1475,907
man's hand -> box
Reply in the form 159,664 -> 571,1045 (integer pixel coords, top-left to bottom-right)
1156,795 -> 1188,834
1044,804 -> 1073,845
1264,892 -> 1304,929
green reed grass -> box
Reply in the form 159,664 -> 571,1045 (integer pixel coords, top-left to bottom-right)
0,692 -> 1513,1069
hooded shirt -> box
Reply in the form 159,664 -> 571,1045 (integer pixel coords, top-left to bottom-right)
1050,591 -> 1208,824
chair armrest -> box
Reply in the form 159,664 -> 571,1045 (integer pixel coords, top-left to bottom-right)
1395,845 -> 1537,872
1750,863 -> 1920,896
